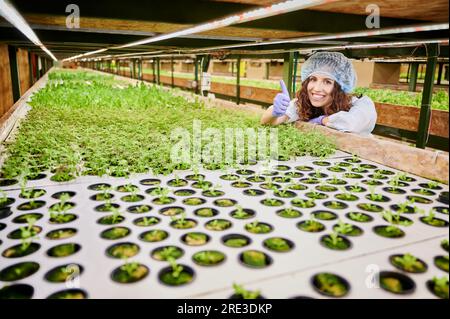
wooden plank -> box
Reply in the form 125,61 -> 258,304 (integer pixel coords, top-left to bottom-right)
23,14 -> 316,40
17,49 -> 31,96
0,44 -> 14,119
295,121 -> 449,184
376,102 -> 449,138
310,0 -> 449,22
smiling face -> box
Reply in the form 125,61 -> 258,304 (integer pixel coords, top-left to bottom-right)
307,74 -> 335,108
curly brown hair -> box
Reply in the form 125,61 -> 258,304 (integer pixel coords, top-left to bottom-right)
295,77 -> 352,121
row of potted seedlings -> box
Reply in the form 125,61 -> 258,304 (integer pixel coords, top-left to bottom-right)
0,157 -> 448,298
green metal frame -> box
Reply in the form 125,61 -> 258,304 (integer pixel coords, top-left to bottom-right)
416,44 -> 439,149
236,55 -> 241,105
283,52 -> 295,98
409,62 -> 419,92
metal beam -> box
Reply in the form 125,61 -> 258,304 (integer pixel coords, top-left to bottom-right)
416,44 -> 439,149
283,52 -> 295,98
409,62 -> 419,92
236,55 -> 241,105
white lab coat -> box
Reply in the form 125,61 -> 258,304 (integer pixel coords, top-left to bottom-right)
284,95 -> 377,136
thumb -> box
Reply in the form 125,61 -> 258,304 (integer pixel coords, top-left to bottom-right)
279,80 -> 290,98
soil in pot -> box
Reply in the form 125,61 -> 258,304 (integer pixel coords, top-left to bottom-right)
193,250 -> 226,266
151,246 -> 184,261
316,185 -> 338,193
182,197 -> 206,206
88,183 -> 112,191
45,264 -> 84,283
245,221 -> 273,234
320,234 -> 352,251
167,179 -> 189,187
379,271 -> 416,295
230,207 -> 256,220
2,243 -> 41,258
159,264 -> 194,286
357,203 -> 383,213
406,195 -> 432,204
383,187 -> 406,195
0,262 -> 40,281
334,192 -> 359,201
111,263 -> 149,284
97,214 -> 125,225
139,229 -> 169,242
276,208 -> 303,219
344,212 -> 374,227
0,207 -> 12,220
12,213 -> 43,224
100,227 -> 131,240
214,198 -> 237,207
181,232 -> 210,246
311,273 -> 350,298
19,189 -> 46,199
170,217 -> 197,230
16,200 -> 46,211
263,237 -> 294,252
47,243 -> 81,258
0,179 -> 18,187
95,203 -> 120,213
291,198 -> 315,209
51,191 -> 76,200
116,184 -> 139,192
389,254 -> 428,273
139,178 -> 161,186
205,219 -> 232,231
420,216 -> 449,228
333,222 -> 363,236
90,193 -> 114,201
312,211 -> 337,221
297,220 -> 326,233
220,174 -> 240,181
127,205 -> 152,214
194,207 -> 219,218
152,196 -> 176,205
222,234 -> 251,248
427,277 -> 448,299
373,225 -> 405,239
231,181 -> 252,188
174,189 -> 196,197
323,201 -> 348,210
121,194 -> 145,203
47,289 -> 87,299
243,189 -> 265,196
239,250 -> 272,268
261,198 -> 284,207
434,256 -> 449,272
46,228 -> 77,240
0,284 -> 34,299
305,191 -> 328,200
159,206 -> 184,217
295,165 -> 314,171
106,242 -> 140,259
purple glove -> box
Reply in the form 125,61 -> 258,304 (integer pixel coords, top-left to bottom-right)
272,80 -> 291,117
309,115 -> 325,125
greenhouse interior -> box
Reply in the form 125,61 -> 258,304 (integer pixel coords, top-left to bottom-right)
0,0 -> 449,300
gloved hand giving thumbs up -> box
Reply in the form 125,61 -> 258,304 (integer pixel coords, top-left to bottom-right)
272,80 -> 291,117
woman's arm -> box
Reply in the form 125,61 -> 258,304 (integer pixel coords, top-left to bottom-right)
325,96 -> 377,135
260,105 -> 289,125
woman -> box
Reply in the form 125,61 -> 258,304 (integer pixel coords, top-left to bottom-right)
260,52 -> 377,136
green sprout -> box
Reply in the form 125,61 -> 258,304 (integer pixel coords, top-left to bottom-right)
232,283 -> 260,299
